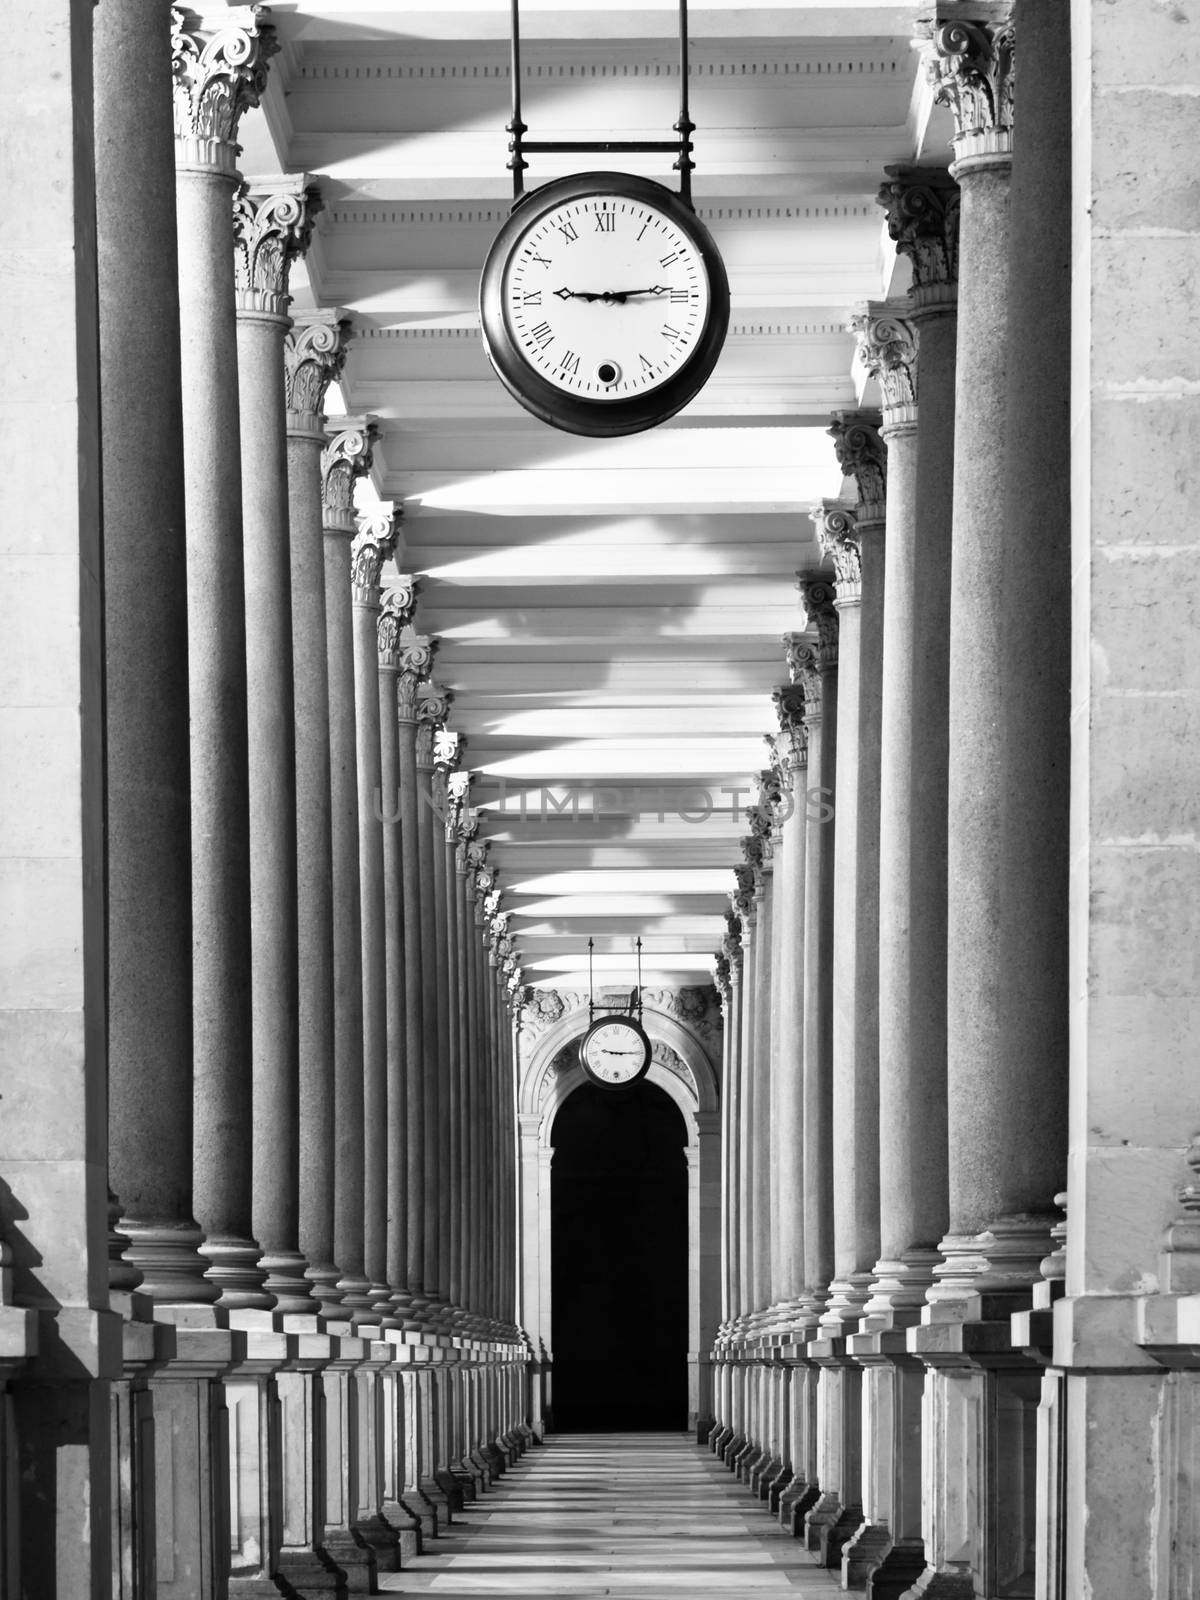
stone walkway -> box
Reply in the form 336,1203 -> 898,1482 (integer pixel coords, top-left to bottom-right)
380,1432 -> 846,1597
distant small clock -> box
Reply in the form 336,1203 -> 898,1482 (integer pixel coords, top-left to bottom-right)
479,171 -> 730,437
579,1014 -> 653,1089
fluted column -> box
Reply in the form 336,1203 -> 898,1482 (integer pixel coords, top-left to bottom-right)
416,681 -> 453,1316
470,859 -> 495,1320
234,176 -> 323,1311
171,4 -> 276,1304
770,686 -> 809,1317
720,917 -> 744,1327
814,484 -> 883,1333
97,0 -> 208,1300
321,418 -> 379,1315
351,506 -> 399,1316
285,311 -> 349,1306
791,586 -> 839,1318
394,635 -> 436,1317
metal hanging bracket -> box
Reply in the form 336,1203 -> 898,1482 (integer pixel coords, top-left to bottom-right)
506,0 -> 695,206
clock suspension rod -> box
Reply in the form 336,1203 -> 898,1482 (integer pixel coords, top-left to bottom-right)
505,0 -> 695,203
635,936 -> 644,1023
587,936 -> 595,1026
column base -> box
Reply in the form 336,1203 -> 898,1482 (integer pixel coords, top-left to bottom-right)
381,1496 -> 423,1559
272,1548 -> 350,1597
864,1537 -> 927,1600
352,1512 -> 401,1574
433,1468 -> 466,1512
778,1477 -> 820,1536
840,1516 -> 892,1588
892,1563 -> 975,1599
765,1459 -> 792,1512
316,1534 -> 376,1595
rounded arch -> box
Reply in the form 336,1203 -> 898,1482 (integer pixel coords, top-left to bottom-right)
538,1060 -> 699,1149
518,999 -> 719,1123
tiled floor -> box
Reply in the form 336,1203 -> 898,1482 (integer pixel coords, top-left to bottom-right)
380,1433 -> 846,1597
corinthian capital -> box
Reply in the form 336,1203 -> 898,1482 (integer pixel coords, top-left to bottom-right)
828,413 -> 886,522
377,575 -> 419,667
415,682 -> 453,765
395,635 -> 435,720
877,167 -> 960,305
233,177 -> 322,318
792,582 -> 840,668
171,7 -> 277,174
772,683 -> 809,772
284,313 -> 350,438
847,306 -> 919,430
351,504 -> 400,607
321,416 -> 378,536
919,5 -> 1015,168
811,503 -> 861,603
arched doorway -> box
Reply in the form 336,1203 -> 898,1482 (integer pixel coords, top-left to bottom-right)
549,1078 -> 689,1432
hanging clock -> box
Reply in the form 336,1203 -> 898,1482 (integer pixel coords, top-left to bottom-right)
479,172 -> 730,437
579,1013 -> 653,1089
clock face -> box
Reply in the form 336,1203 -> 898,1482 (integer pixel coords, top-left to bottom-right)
580,1017 -> 652,1088
501,193 -> 711,403
479,172 -> 730,437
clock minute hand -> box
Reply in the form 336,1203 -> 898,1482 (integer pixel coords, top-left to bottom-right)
553,287 -> 667,304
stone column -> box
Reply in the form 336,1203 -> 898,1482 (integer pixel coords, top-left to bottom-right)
922,8 -> 1060,1262
172,1 -> 276,1305
234,176 -> 323,1311
466,846 -> 491,1323
416,680 -> 453,1316
749,795 -> 777,1323
820,433 -> 886,1336
97,0 -> 208,1300
733,863 -> 758,1324
721,917 -> 744,1330
447,775 -> 478,1322
377,582 -> 421,1323
837,310 -> 934,1590
285,311 -> 349,1306
394,634 -> 435,1315
351,507 -> 399,1317
789,595 -> 838,1322
712,951 -> 733,1332
769,686 -> 809,1319
321,418 -> 379,1315
434,732 -> 466,1319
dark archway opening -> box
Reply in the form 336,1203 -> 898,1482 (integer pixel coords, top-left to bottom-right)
549,1077 -> 688,1432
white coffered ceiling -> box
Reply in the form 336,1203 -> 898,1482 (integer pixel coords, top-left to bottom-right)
238,0 -> 950,989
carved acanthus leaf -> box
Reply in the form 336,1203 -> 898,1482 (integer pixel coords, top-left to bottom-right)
434,728 -> 462,771
395,636 -> 435,720
920,11 -> 1015,161
350,512 -> 398,607
232,179 -> 321,316
284,314 -> 349,424
321,420 -> 378,530
171,6 -> 277,165
828,413 -> 886,519
847,306 -> 919,425
877,167 -> 960,296
811,504 -> 862,600
772,683 -> 809,770
793,581 -> 840,667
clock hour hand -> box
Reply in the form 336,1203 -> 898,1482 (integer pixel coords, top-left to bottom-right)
553,287 -> 667,304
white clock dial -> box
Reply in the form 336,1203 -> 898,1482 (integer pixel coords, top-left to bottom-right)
501,193 -> 711,402
581,1019 -> 650,1085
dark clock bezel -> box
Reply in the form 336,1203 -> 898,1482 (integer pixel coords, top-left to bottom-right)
579,1013 -> 653,1090
479,171 -> 730,438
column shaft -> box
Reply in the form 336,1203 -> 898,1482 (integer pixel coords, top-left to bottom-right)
771,699 -> 808,1310
97,0 -> 207,1298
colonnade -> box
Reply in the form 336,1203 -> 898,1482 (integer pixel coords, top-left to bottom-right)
2,3 -> 529,1594
708,4 -> 1090,1596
